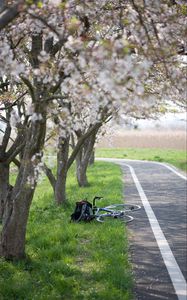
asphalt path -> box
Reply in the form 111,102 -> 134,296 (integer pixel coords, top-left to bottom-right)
97,158 -> 187,300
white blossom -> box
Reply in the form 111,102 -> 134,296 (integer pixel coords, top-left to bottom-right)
10,109 -> 21,127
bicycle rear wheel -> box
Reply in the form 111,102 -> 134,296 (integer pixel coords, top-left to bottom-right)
105,203 -> 141,212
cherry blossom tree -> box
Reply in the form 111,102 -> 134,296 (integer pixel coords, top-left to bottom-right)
73,102 -> 114,187
43,98 -> 105,204
0,0 -> 186,259
0,1 -> 69,258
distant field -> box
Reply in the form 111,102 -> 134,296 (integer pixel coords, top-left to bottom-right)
97,130 -> 186,150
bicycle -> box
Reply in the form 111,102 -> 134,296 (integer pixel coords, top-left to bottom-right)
92,196 -> 141,223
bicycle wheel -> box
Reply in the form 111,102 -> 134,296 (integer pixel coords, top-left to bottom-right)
95,211 -> 116,223
95,212 -> 133,223
105,203 -> 141,212
118,214 -> 134,223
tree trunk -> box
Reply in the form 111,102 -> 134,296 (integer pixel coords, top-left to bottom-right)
54,136 -> 70,205
89,149 -> 95,165
0,183 -> 34,259
55,170 -> 68,205
76,158 -> 89,187
0,163 -> 10,221
76,132 -> 96,187
0,150 -> 37,259
0,105 -> 47,260
44,123 -> 103,203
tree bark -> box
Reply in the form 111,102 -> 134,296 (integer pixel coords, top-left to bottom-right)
0,163 -> 10,221
76,155 -> 89,187
0,182 -> 35,259
54,136 -> 70,205
76,131 -> 97,187
89,148 -> 95,165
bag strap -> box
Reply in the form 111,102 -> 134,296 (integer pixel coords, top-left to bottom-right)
76,203 -> 87,222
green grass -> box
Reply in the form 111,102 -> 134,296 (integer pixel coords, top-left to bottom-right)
0,162 -> 133,300
96,148 -> 187,172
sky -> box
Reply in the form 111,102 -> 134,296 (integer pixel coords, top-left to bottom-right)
135,112 -> 186,130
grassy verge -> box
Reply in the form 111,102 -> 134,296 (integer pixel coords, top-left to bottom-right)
96,148 -> 187,172
0,162 -> 133,300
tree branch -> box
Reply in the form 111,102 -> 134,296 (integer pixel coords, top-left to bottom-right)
67,122 -> 102,170
44,37 -> 54,54
29,12 -> 61,38
0,108 -> 11,153
51,38 -> 67,56
42,163 -> 56,190
6,140 -> 25,164
49,75 -> 67,95
20,76 -> 36,102
0,1 -> 24,30
0,127 -> 14,143
0,91 -> 28,111
0,0 -> 40,30
0,114 -> 9,124
13,157 -> 21,168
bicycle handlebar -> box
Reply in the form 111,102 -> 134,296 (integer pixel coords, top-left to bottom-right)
93,196 -> 103,208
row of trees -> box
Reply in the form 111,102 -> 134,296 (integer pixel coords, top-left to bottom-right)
0,0 -> 186,259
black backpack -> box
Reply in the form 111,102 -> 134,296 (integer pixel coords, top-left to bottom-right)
71,200 -> 94,222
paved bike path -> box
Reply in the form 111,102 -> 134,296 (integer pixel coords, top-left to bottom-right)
97,158 -> 187,300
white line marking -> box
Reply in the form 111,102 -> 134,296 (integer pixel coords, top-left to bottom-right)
123,163 -> 187,300
161,163 -> 187,181
96,158 -> 187,180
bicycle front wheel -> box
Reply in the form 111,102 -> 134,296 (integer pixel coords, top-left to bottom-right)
96,212 -> 133,223
105,203 -> 141,212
